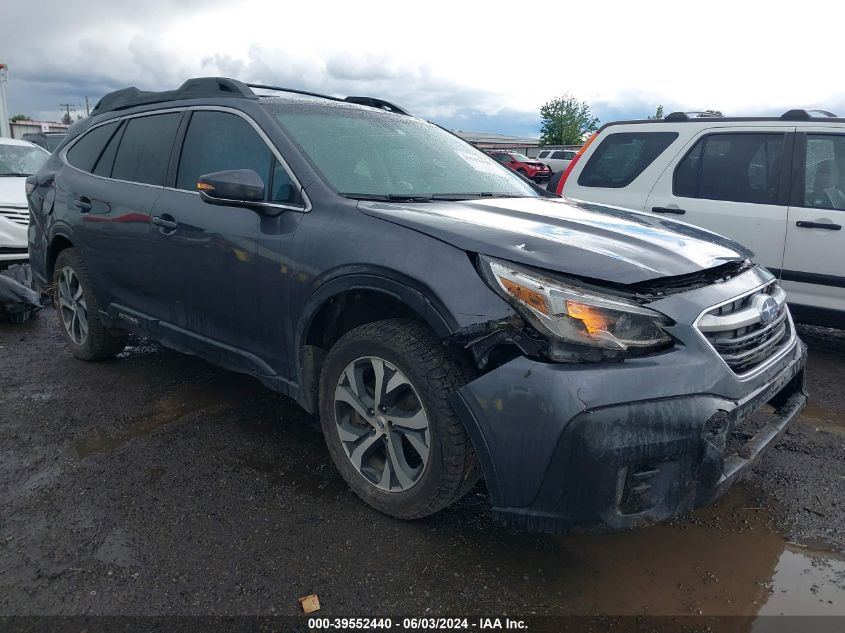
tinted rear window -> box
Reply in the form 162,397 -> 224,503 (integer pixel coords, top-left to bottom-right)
577,132 -> 678,188
111,113 -> 181,186
93,122 -> 124,177
65,122 -> 120,172
673,133 -> 785,205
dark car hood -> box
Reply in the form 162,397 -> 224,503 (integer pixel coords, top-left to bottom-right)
358,197 -> 752,285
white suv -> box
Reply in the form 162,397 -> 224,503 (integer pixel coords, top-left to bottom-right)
1,138 -> 49,266
549,110 -> 845,329
536,148 -> 577,173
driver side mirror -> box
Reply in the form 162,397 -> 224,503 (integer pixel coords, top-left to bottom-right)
197,169 -> 265,207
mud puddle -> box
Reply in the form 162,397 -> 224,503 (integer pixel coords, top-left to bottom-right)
68,373 -> 268,458
552,488 -> 845,617
436,484 -> 844,617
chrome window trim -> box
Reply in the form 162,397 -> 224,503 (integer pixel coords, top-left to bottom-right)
60,105 -> 311,212
692,277 -> 797,382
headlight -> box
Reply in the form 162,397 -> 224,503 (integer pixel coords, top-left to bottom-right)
478,255 -> 673,359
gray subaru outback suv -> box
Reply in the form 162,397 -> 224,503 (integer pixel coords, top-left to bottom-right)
26,78 -> 807,532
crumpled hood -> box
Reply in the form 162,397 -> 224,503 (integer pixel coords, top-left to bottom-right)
358,197 -> 752,285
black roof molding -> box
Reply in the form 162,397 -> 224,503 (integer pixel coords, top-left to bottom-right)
91,77 -> 256,115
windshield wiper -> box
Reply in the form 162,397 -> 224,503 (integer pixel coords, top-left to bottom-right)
342,193 -> 435,203
430,192 -> 522,200
344,192 -> 525,203
0,172 -> 32,177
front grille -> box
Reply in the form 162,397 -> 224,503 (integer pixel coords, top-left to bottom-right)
697,282 -> 791,375
0,206 -> 29,227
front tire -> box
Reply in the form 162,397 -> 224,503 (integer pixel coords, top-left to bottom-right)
53,248 -> 128,360
318,319 -> 479,519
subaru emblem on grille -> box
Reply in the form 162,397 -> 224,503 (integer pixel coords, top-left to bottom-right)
757,296 -> 779,325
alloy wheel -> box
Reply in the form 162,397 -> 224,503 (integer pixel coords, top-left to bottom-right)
334,356 -> 430,492
57,266 -> 88,345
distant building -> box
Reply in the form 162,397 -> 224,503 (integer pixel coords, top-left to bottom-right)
10,119 -> 69,140
453,130 -> 542,157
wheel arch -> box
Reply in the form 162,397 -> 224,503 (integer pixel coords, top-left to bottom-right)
47,232 -> 76,280
294,270 -> 461,414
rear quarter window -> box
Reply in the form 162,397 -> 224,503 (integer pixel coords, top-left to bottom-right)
577,131 -> 678,188
65,121 -> 120,173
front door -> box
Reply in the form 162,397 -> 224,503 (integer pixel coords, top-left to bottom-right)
149,108 -> 304,376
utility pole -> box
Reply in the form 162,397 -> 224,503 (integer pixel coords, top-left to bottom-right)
0,64 -> 11,138
85,96 -> 90,116
59,102 -> 74,125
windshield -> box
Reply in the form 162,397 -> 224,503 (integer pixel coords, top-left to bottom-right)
0,144 -> 49,176
508,153 -> 531,162
267,103 -> 538,200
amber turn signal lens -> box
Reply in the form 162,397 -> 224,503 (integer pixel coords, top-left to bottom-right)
499,277 -> 549,315
196,182 -> 215,191
565,300 -> 609,334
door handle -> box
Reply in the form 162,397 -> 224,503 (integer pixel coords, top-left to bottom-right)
73,196 -> 92,213
152,215 -> 178,230
795,221 -> 841,230
651,206 -> 686,215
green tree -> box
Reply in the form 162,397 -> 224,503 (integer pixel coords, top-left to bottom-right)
539,95 -> 599,146
10,114 -> 31,121
648,105 -> 664,120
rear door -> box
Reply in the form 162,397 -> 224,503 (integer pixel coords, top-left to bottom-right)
781,129 -> 845,324
645,127 -> 794,272
61,112 -> 182,318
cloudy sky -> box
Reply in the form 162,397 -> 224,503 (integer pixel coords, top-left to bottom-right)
2,0 -> 843,137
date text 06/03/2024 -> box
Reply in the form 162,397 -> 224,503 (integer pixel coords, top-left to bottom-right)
307,617 -> 528,630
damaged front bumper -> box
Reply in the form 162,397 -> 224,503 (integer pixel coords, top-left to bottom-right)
449,268 -> 808,533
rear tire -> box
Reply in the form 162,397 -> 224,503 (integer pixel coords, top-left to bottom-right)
53,248 -> 128,360
318,319 -> 480,519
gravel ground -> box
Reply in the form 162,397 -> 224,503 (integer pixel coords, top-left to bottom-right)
0,294 -> 843,621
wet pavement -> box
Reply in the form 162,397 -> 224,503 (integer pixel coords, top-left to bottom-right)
1,308 -> 844,625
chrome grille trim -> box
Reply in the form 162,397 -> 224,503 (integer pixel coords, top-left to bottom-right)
694,280 -> 796,380
698,286 -> 786,332
0,206 -> 30,227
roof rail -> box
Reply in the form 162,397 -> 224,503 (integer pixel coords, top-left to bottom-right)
91,77 -> 255,115
245,83 -> 347,104
344,96 -> 412,116
664,111 -> 723,122
780,108 -> 838,120
91,78 -> 413,118
249,83 -> 412,115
